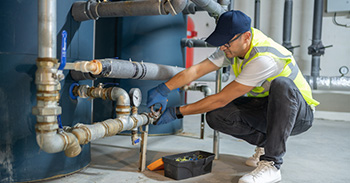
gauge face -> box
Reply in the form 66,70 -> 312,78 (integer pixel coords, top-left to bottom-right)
129,88 -> 142,107
339,66 -> 349,75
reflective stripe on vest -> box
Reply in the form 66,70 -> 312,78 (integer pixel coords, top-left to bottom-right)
249,62 -> 299,96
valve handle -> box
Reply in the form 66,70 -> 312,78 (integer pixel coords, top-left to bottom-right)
58,30 -> 67,70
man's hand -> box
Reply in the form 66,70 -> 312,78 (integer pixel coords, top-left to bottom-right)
147,83 -> 171,112
154,107 -> 177,125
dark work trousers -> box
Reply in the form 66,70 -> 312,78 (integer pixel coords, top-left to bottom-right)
206,77 -> 314,169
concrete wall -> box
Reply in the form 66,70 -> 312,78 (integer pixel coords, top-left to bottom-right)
187,0 -> 350,119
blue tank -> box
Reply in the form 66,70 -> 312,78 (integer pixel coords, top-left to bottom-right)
117,15 -> 187,135
0,1 -> 92,182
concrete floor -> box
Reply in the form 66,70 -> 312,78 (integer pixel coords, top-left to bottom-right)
42,115 -> 350,183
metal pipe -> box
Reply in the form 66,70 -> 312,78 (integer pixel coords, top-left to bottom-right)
254,0 -> 260,29
308,0 -> 325,78
213,68 -> 222,159
282,0 -> 294,53
305,76 -> 350,91
34,0 -> 79,156
182,2 -> 205,14
65,59 -> 219,82
190,0 -> 226,18
183,84 -> 212,139
38,0 -> 56,58
181,38 -> 215,48
72,0 -> 187,22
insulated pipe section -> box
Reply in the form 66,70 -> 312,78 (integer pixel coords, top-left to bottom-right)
65,59 -> 218,82
191,0 -> 226,18
305,76 -> 350,91
72,0 -> 187,22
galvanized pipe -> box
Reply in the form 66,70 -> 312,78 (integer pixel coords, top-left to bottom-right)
213,68 -> 222,159
38,0 -> 56,58
34,0 -> 82,156
72,0 -> 187,22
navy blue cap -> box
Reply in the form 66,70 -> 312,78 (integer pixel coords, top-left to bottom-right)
205,10 -> 251,47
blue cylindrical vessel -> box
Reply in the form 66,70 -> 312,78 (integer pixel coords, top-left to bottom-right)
117,15 -> 187,135
0,1 -> 93,182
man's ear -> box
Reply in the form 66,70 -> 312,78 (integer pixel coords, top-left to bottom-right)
244,31 -> 252,41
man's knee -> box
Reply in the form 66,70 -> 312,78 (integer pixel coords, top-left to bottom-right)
270,77 -> 297,93
205,110 -> 221,130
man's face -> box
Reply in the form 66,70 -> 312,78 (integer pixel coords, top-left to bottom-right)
219,32 -> 249,58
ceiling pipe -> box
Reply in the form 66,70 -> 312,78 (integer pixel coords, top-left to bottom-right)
72,0 -> 187,22
190,0 -> 226,18
64,59 -> 221,82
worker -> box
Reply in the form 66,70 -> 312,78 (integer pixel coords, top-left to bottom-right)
147,10 -> 319,183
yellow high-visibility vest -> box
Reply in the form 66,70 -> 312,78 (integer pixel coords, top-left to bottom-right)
232,28 -> 319,106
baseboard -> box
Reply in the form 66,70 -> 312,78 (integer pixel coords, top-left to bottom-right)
314,111 -> 350,122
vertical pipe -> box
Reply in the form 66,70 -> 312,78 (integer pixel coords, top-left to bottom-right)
283,0 -> 293,53
229,0 -> 234,11
310,0 -> 324,78
200,114 -> 205,139
213,69 -> 222,159
38,0 -> 56,58
254,0 -> 260,29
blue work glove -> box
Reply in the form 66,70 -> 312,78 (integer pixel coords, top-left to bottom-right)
154,107 -> 177,125
147,83 -> 171,112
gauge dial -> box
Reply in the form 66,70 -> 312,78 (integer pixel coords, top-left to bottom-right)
339,66 -> 349,76
129,88 -> 142,107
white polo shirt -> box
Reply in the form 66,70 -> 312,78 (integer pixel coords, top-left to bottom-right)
208,48 -> 285,87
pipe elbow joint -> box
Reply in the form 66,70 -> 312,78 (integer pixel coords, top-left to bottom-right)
110,87 -> 130,106
64,133 -> 82,158
163,0 -> 188,15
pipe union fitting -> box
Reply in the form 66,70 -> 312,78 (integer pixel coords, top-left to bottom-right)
32,106 -> 62,116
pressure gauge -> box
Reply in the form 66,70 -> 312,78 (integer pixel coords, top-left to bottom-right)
339,66 -> 349,76
129,88 -> 142,107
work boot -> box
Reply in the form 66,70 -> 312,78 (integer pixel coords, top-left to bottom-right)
239,160 -> 281,183
245,147 -> 264,167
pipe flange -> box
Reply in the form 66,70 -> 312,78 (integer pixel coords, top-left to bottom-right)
75,124 -> 92,144
101,121 -> 110,137
130,116 -> 139,129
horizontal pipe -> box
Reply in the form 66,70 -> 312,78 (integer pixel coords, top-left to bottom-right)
305,76 -> 350,91
72,0 -> 187,22
65,59 -> 220,82
181,38 -> 215,48
72,113 -> 155,145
